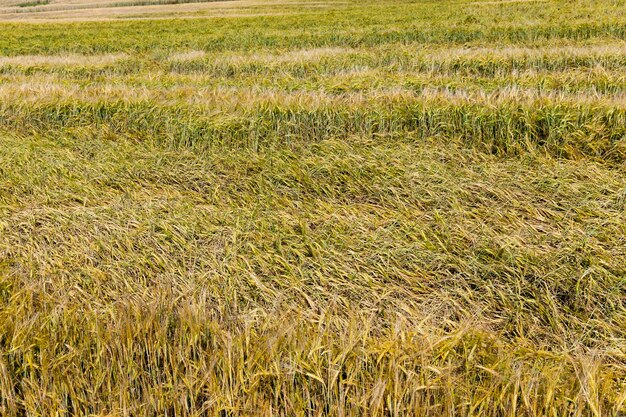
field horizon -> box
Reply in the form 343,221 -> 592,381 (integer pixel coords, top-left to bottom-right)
0,0 -> 625,415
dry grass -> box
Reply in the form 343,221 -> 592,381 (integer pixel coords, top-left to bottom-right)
0,0 -> 625,415
0,52 -> 126,65
0,0 -> 330,22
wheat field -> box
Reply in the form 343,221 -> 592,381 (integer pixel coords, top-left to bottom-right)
0,0 -> 625,415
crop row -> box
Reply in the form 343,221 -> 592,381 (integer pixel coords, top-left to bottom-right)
1,99 -> 624,161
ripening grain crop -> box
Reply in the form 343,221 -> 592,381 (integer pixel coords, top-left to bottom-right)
0,0 -> 624,416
